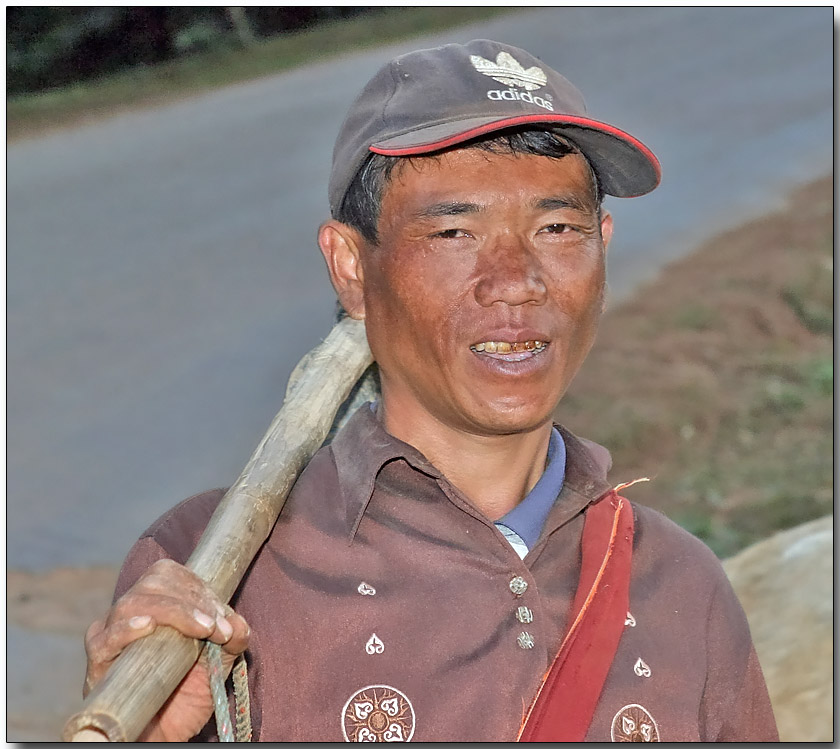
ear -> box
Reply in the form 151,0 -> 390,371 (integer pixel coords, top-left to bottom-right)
598,211 -> 613,314
317,220 -> 367,320
599,210 -> 614,251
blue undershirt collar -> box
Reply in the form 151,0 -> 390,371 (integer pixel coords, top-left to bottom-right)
495,427 -> 567,550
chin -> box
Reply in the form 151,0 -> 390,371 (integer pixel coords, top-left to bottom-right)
465,396 -> 557,436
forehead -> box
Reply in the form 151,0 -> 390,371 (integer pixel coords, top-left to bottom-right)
381,148 -> 597,214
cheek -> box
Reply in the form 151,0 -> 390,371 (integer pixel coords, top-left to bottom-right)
362,268 -> 437,367
365,248 -> 464,334
548,250 -> 605,314
365,261 -> 421,329
569,271 -> 606,354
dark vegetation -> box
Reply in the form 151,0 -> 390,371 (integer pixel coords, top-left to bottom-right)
7,7 -> 372,95
6,7 -> 514,141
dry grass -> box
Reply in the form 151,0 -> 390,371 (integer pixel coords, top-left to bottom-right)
558,177 -> 833,557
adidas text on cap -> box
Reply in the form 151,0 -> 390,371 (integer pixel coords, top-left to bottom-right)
329,39 -> 661,216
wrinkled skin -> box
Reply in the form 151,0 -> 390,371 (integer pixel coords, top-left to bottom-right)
83,559 -> 249,741
319,148 -> 612,515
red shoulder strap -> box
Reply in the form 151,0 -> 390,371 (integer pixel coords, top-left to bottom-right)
517,490 -> 635,742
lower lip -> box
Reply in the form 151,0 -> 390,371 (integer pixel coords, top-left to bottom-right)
469,345 -> 550,374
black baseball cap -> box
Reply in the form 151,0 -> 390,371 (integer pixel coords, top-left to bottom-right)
329,39 -> 661,215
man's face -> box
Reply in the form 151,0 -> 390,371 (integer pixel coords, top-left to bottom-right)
326,147 -> 612,439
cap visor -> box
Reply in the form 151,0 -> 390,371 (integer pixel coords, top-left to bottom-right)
370,114 -> 660,197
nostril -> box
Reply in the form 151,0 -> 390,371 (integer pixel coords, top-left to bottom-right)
474,271 -> 548,308
473,242 -> 548,307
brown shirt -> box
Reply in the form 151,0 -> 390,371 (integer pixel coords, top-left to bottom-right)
115,406 -> 778,742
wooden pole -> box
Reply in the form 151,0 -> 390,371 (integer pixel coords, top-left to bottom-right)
62,317 -> 372,741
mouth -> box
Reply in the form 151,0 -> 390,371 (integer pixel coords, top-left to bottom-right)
469,339 -> 548,362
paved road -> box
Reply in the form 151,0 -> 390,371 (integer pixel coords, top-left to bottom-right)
8,7 -> 832,571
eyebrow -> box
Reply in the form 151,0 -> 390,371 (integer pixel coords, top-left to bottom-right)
412,201 -> 484,220
533,195 -> 594,213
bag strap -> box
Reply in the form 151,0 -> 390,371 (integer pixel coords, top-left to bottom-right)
517,489 -> 635,742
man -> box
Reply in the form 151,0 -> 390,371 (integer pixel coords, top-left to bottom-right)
83,40 -> 778,742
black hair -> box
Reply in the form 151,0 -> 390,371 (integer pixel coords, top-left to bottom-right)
335,128 -> 604,245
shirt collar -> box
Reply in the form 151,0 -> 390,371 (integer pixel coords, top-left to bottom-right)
328,403 -> 612,544
329,403 -> 442,542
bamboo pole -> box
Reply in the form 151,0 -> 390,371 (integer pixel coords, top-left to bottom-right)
63,317 -> 373,742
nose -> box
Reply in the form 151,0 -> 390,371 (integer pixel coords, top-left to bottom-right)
473,237 -> 548,308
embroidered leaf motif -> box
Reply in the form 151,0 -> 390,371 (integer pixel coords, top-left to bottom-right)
380,697 -> 400,717
357,727 -> 377,742
354,701 -> 374,720
611,704 -> 660,742
634,657 -> 652,677
365,634 -> 385,655
383,723 -> 405,741
357,582 -> 376,596
342,685 -> 416,742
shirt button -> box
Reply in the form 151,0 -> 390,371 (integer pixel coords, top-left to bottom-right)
516,606 -> 534,623
517,632 -> 535,649
509,576 -> 528,596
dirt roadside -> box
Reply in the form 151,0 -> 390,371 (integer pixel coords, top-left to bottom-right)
7,175 -> 832,740
558,175 -> 832,558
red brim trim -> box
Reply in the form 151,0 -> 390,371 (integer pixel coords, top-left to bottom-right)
370,113 -> 661,184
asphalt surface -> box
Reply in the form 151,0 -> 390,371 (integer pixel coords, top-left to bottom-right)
8,7 -> 833,572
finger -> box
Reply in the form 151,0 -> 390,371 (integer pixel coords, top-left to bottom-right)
84,614 -> 156,695
87,613 -> 155,664
84,616 -> 106,648
109,591 -> 223,641
83,617 -> 108,696
121,560 -> 233,642
207,600 -> 234,646
219,609 -> 250,656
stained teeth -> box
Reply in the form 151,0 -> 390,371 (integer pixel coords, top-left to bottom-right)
471,340 -> 547,353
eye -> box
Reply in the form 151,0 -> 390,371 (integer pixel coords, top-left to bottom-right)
432,228 -> 472,239
539,223 -> 573,234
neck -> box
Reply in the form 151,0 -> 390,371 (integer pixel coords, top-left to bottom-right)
380,401 -> 553,522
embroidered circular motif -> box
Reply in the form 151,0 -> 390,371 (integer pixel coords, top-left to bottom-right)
341,684 -> 415,742
610,703 -> 660,742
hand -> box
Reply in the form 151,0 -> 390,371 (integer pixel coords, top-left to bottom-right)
83,558 -> 250,741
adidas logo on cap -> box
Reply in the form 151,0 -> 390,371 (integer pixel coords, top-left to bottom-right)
470,51 -> 554,111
